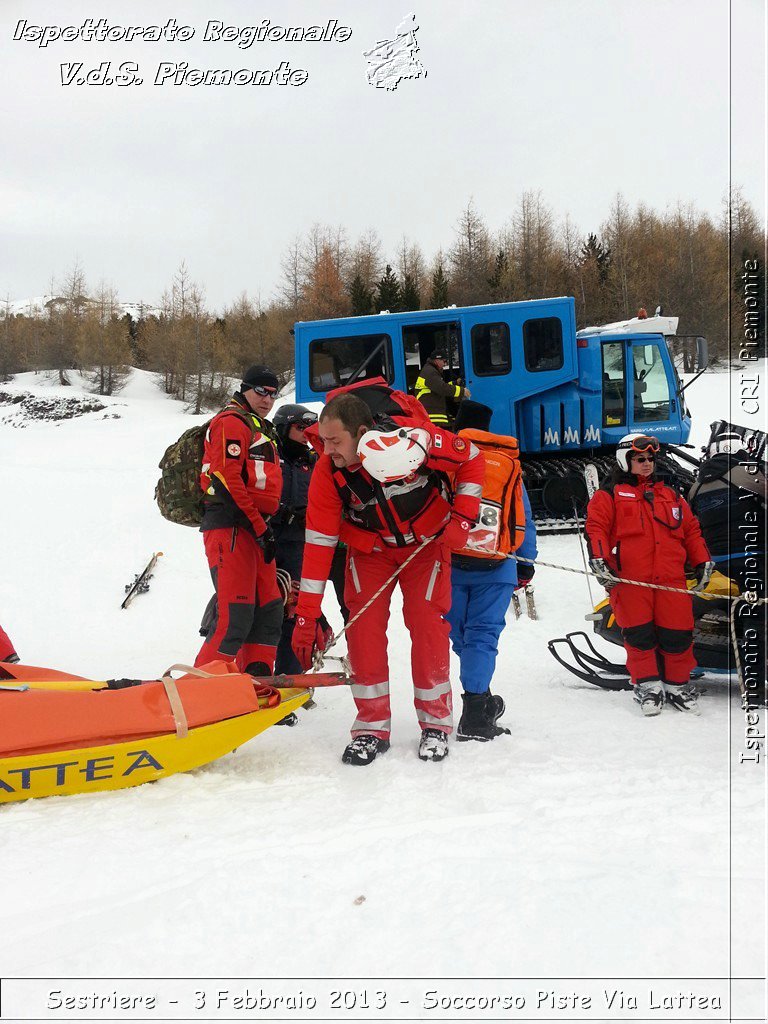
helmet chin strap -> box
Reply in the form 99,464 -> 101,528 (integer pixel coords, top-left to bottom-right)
397,428 -> 429,462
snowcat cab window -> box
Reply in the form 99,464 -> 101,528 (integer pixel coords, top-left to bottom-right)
309,334 -> 393,393
632,343 -> 670,422
523,317 -> 564,372
602,341 -> 626,427
471,322 -> 511,376
403,321 -> 462,391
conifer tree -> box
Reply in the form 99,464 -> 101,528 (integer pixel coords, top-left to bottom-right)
349,273 -> 373,316
375,264 -> 401,312
429,259 -> 449,308
401,273 -> 420,312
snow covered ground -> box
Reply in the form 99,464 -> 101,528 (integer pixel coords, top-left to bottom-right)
0,366 -> 765,1022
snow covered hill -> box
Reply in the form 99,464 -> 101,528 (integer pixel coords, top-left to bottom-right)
5,295 -> 161,320
0,367 -> 764,1008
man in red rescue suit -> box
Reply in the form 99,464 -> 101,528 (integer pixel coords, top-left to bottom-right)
586,433 -> 713,715
291,391 -> 485,764
195,365 -> 284,675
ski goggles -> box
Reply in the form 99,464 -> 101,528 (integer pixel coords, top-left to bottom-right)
289,413 -> 318,428
249,385 -> 278,397
620,435 -> 660,455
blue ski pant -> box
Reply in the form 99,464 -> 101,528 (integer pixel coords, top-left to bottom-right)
447,578 -> 515,694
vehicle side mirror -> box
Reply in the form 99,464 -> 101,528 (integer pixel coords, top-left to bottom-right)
696,336 -> 709,371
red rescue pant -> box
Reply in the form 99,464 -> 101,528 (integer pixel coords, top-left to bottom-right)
610,581 -> 696,685
0,624 -> 16,662
195,527 -> 282,674
344,542 -> 453,740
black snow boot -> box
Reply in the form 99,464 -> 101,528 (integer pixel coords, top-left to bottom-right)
457,692 -> 510,742
418,728 -> 449,762
486,691 -> 505,724
342,734 -> 390,766
274,712 -> 299,727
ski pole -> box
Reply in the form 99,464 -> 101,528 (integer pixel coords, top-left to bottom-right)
571,498 -> 596,610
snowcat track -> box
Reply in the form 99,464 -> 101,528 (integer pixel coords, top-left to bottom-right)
522,452 -> 697,533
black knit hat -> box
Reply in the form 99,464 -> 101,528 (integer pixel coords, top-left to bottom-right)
241,364 -> 279,393
453,400 -> 493,432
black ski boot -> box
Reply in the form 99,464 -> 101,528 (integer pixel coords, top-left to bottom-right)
456,692 -> 510,742
342,734 -> 390,766
418,728 -> 449,761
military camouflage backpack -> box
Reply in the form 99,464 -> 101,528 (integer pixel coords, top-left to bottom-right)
155,410 -> 254,527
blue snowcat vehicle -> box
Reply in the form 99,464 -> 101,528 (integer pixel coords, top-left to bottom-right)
293,295 -> 707,528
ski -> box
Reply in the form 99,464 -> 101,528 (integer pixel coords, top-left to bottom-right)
524,584 -> 538,620
511,592 -> 522,619
583,462 -> 600,499
121,551 -> 163,609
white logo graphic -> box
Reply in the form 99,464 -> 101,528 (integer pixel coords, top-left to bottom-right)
584,424 -> 601,443
672,506 -> 681,520
363,13 -> 426,91
563,427 -> 580,443
543,427 -> 559,445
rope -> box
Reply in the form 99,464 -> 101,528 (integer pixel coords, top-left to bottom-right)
314,536 -> 435,668
315,533 -> 767,700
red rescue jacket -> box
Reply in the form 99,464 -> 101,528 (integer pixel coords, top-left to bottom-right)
296,424 -> 485,618
200,398 -> 282,535
585,477 -> 710,585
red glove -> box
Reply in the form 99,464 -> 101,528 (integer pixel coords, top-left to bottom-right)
441,514 -> 472,551
292,614 -> 332,671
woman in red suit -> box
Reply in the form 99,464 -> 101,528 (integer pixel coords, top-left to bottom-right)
586,434 -> 714,715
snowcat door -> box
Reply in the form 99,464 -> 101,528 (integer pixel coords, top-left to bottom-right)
403,320 -> 464,400
601,340 -> 628,445
627,339 -> 685,442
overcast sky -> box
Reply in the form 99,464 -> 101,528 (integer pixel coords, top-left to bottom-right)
1,0 -> 764,311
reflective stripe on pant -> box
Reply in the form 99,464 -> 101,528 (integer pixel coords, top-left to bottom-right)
344,543 -> 453,739
610,583 -> 695,685
195,527 -> 281,673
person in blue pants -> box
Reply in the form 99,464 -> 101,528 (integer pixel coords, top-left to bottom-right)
447,402 -> 538,741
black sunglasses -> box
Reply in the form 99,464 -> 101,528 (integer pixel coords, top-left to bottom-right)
633,455 -> 655,464
250,385 -> 277,397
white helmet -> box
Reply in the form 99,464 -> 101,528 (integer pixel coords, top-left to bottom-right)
616,432 -> 660,472
706,433 -> 745,459
357,427 -> 430,482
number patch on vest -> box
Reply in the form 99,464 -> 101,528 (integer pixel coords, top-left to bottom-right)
465,499 -> 502,554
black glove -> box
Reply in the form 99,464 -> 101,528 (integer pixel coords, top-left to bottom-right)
692,560 -> 716,593
517,563 -> 535,586
256,525 -> 276,564
589,557 -> 617,591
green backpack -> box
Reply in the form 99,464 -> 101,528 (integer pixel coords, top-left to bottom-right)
155,411 -> 254,527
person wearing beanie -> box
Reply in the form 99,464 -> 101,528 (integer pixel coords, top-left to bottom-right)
195,365 -> 284,677
447,401 -> 538,742
415,349 -> 471,428
239,364 -> 280,443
